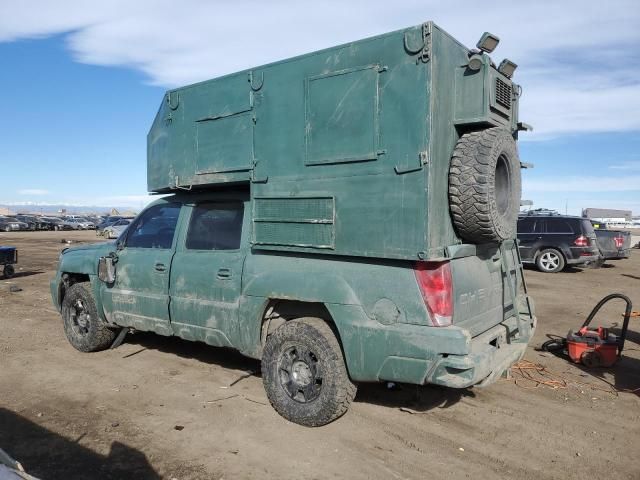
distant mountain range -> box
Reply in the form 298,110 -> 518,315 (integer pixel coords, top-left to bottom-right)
0,203 -> 138,216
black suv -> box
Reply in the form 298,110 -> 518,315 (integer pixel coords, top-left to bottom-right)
517,211 -> 599,273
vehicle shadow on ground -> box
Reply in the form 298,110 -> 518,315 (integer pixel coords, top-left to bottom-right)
523,265 -> 585,274
354,383 -> 473,411
123,333 -> 473,410
0,408 -> 160,480
123,332 -> 262,379
3,270 -> 45,279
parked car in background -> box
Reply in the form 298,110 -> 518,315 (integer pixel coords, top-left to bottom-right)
0,216 -> 29,232
96,216 -> 124,236
517,210 -> 600,272
16,215 -> 50,230
103,218 -> 131,239
59,218 -> 95,230
589,220 -> 632,262
74,218 -> 95,230
44,217 -> 74,231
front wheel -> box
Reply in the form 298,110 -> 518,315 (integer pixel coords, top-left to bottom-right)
61,282 -> 118,352
536,248 -> 565,273
262,317 -> 356,427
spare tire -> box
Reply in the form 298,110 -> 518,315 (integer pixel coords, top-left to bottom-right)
448,128 -> 521,243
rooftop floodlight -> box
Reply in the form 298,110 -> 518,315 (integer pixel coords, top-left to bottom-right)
498,58 -> 517,78
476,32 -> 500,53
467,54 -> 484,71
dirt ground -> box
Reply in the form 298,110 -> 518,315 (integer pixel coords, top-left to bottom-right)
1,230 -> 639,480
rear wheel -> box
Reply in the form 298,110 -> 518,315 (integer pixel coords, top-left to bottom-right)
262,317 -> 356,426
61,282 -> 118,352
535,248 -> 565,273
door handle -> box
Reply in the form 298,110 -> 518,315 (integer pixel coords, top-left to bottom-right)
154,263 -> 166,272
217,268 -> 232,279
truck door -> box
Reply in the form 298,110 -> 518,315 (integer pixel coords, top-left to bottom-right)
168,200 -> 248,347
102,202 -> 182,335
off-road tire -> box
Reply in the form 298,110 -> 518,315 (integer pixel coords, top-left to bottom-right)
61,282 -> 117,352
535,248 -> 565,273
449,128 -> 521,243
3,264 -> 15,279
262,317 -> 356,427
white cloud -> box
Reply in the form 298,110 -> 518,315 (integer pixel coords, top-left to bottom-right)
1,1 -> 639,139
524,175 -> 640,193
610,161 -> 640,171
18,189 -> 48,195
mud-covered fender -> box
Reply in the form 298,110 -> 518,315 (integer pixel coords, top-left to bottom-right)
54,242 -> 115,321
237,261 -> 361,358
58,242 -> 114,276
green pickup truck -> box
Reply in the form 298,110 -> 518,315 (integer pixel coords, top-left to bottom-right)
51,22 -> 535,426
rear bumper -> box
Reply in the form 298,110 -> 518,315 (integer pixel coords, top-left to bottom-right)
328,304 -> 536,387
602,249 -> 630,260
567,254 -> 599,265
426,314 -> 535,388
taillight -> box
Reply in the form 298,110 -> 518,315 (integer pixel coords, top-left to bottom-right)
614,236 -> 624,248
414,261 -> 453,327
574,235 -> 589,247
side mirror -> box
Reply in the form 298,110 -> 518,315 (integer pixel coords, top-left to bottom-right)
98,255 -> 117,284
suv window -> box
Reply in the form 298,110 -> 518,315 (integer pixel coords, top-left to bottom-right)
186,202 -> 243,251
582,219 -> 596,235
517,217 -> 543,233
545,218 -> 574,234
125,203 -> 181,249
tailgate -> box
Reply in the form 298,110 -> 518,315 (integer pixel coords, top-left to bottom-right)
451,240 -> 526,337
595,230 -> 616,255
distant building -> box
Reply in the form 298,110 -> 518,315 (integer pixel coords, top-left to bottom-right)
0,207 -> 14,215
582,208 -> 632,222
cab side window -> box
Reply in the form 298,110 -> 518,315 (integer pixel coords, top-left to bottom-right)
125,203 -> 181,249
186,203 -> 244,251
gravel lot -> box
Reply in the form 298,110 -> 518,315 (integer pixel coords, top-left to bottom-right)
1,230 -> 639,479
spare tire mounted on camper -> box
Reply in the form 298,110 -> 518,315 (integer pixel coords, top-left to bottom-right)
448,127 -> 522,244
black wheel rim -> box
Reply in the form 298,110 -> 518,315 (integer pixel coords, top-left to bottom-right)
278,345 -> 323,403
70,299 -> 91,337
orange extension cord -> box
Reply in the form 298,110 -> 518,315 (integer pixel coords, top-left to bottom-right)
508,360 -> 640,396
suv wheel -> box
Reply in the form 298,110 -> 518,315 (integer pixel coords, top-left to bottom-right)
61,283 -> 118,352
536,248 -> 565,273
262,317 -> 356,427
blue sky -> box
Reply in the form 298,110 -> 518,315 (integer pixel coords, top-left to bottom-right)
1,1 -> 639,214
